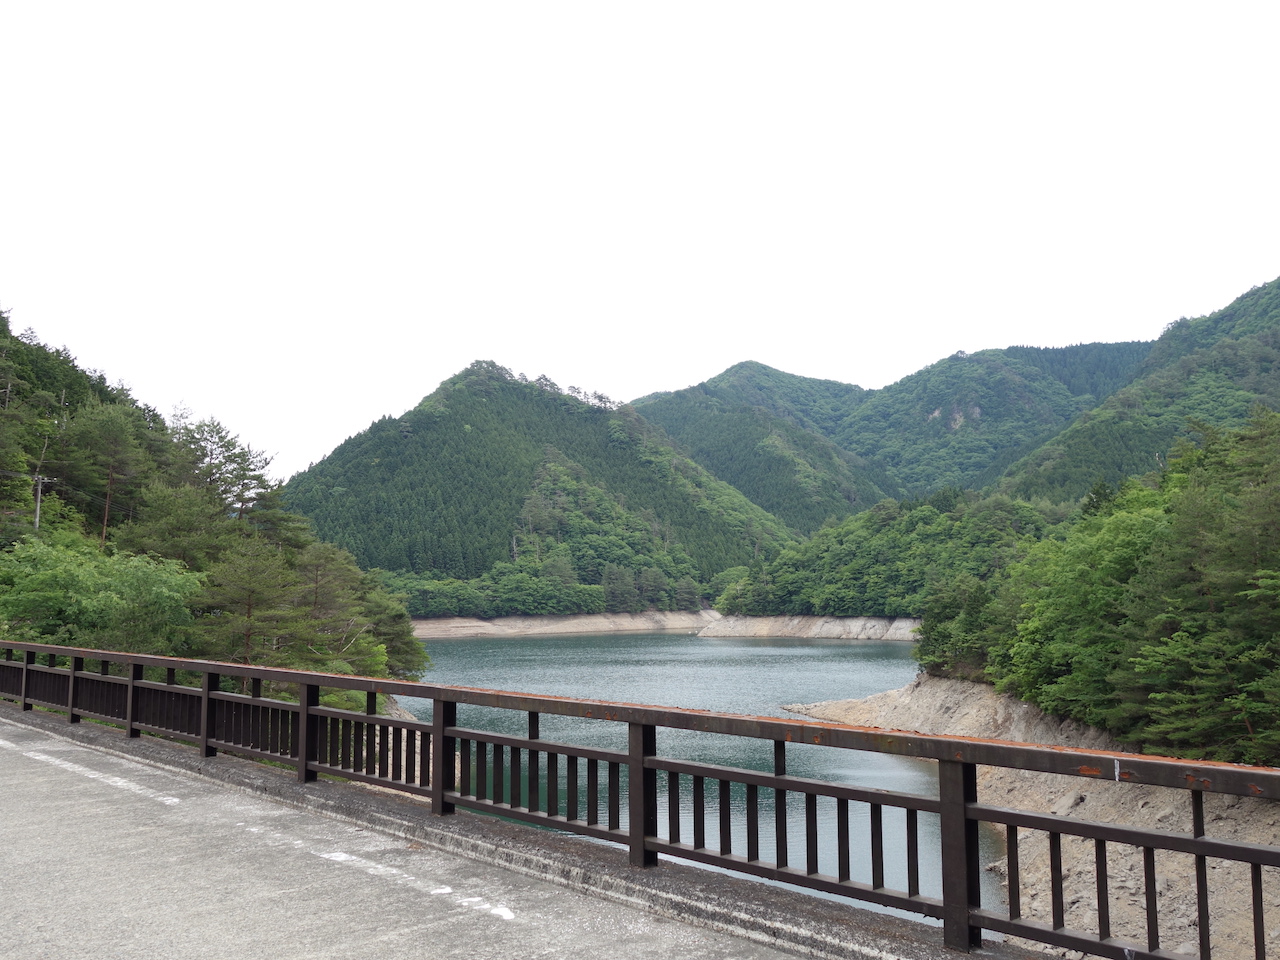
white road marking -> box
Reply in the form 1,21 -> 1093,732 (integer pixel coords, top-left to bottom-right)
311,846 -> 514,920
0,739 -> 181,805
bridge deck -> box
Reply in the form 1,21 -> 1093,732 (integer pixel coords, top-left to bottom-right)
0,708 -> 1033,960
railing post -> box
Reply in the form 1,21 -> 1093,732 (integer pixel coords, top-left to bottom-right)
125,662 -> 143,738
297,683 -> 319,782
431,698 -> 456,815
20,650 -> 35,711
628,722 -> 658,867
939,758 -> 982,951
67,655 -> 83,724
200,671 -> 220,758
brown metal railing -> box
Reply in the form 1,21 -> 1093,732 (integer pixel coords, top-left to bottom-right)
3,639 -> 1279,960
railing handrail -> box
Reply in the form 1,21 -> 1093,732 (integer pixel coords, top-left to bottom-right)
7,638 -> 1279,799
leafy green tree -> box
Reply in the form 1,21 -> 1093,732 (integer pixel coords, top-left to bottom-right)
602,563 -> 642,613
0,531 -> 201,654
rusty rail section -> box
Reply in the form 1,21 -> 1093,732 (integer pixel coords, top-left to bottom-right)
3,640 -> 1279,960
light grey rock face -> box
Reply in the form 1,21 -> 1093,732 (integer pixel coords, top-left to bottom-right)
697,615 -> 920,641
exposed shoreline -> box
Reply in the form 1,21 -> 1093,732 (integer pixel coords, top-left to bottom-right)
411,611 -> 919,641
411,610 -> 721,639
789,676 -> 1277,959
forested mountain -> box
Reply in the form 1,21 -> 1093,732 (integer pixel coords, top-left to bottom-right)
0,314 -> 423,697
637,343 -> 1154,500
283,361 -> 797,613
995,280 -> 1280,502
633,381 -> 899,534
830,349 -> 1128,492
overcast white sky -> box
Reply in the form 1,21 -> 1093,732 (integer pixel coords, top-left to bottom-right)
3,3 -> 1278,481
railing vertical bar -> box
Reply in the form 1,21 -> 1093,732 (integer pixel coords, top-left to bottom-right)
1144,845 -> 1160,952
627,722 -> 657,867
528,711 -> 540,812
565,754 -> 576,820
907,808 -> 920,898
837,798 -> 850,882
871,802 -> 884,889
352,718 -> 364,772
1049,831 -> 1064,929
805,793 -> 819,875
430,698 -> 456,814
392,727 -> 403,782
719,779 -> 732,855
200,671 -> 219,757
404,729 -> 415,785
1094,838 -> 1109,940
1252,862 -> 1264,960
547,751 -> 559,817
67,655 -> 82,724
125,663 -> 143,739
693,776 -> 706,849
669,770 -> 682,844
365,692 -> 378,776
20,650 -> 34,711
1007,825 -> 1021,920
297,683 -> 318,782
938,758 -> 981,951
746,782 -> 758,862
607,761 -> 620,832
774,740 -> 788,869
475,741 -> 488,802
341,718 -> 352,770
587,757 -> 599,827
1193,791 -> 1212,960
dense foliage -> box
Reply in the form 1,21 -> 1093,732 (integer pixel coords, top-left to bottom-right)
832,350 -> 1118,494
0,315 -> 424,694
636,360 -> 870,437
380,455 -> 703,617
997,322 -> 1280,503
284,362 -> 797,589
634,385 -> 898,533
920,411 -> 1280,764
714,488 -> 1057,625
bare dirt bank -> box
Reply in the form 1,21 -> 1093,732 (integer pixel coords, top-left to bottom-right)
700,615 -> 919,641
411,610 -> 722,639
789,676 -> 1280,959
412,612 -> 919,641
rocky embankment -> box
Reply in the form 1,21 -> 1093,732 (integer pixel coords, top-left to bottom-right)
790,676 -> 1280,959
700,615 -> 918,641
413,612 -> 919,641
411,610 -> 722,639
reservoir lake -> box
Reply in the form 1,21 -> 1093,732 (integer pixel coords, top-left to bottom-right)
399,632 -> 1004,918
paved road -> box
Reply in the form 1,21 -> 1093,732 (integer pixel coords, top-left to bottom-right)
0,709 -> 1024,960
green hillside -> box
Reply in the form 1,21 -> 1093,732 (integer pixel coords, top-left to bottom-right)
283,361 -> 797,585
636,360 -> 868,437
635,342 -> 1154,502
633,374 -> 899,533
831,350 -> 1105,493
998,277 -> 1280,502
